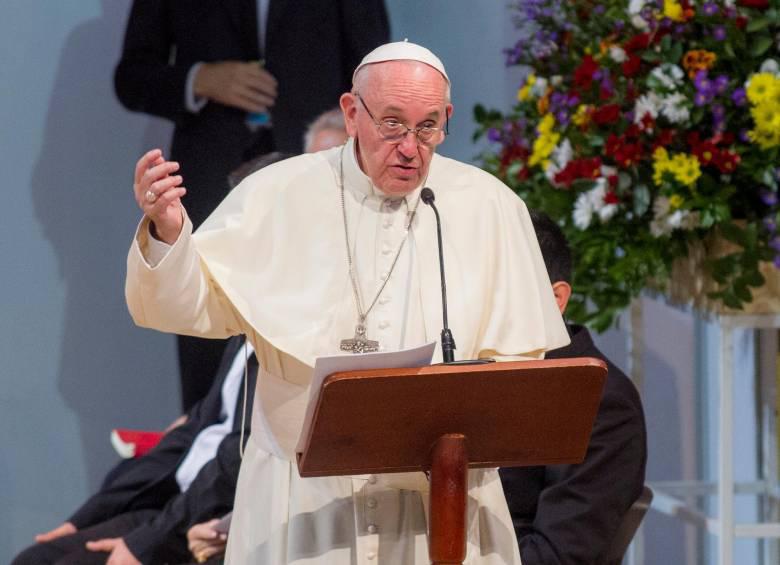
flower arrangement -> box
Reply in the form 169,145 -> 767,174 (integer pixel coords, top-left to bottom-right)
475,0 -> 780,330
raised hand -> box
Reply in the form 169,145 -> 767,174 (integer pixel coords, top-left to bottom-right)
194,61 -> 278,113
133,148 -> 186,244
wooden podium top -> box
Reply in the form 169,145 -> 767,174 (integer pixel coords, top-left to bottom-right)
297,357 -> 607,477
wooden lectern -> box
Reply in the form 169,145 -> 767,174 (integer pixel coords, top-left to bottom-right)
296,358 -> 607,564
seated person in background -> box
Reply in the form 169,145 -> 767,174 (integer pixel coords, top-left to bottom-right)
12,336 -> 257,565
226,107 -> 347,188
500,211 -> 647,565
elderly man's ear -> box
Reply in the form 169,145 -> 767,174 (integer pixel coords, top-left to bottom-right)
552,281 -> 572,315
339,93 -> 359,138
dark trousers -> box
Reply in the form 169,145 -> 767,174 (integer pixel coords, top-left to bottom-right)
12,511 -> 160,565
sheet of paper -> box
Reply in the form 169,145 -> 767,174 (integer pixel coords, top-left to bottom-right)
309,341 -> 437,403
296,342 -> 437,454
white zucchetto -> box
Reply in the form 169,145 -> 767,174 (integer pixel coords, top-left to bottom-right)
352,40 -> 450,85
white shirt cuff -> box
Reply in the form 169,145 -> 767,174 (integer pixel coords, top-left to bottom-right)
185,63 -> 208,113
145,223 -> 174,267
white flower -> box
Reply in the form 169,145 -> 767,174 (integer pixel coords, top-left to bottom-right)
573,192 -> 594,230
650,196 -> 699,237
531,77 -> 549,97
760,59 -> 780,76
628,0 -> 646,14
609,46 -> 628,63
661,93 -> 690,124
649,64 -> 685,90
551,75 -> 563,87
634,93 -> 661,124
631,14 -> 649,30
545,139 -> 573,184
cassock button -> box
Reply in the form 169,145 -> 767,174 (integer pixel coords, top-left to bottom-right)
379,296 -> 391,305
367,551 -> 377,560
380,272 -> 389,281
381,246 -> 392,255
383,220 -> 393,229
367,497 -> 378,509
378,320 -> 389,329
368,475 -> 377,484
367,524 -> 378,534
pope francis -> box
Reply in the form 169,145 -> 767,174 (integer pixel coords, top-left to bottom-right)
126,42 -> 569,564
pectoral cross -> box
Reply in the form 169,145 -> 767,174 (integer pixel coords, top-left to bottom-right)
340,319 -> 379,354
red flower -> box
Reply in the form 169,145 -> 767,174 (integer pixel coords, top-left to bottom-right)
622,55 -> 642,77
553,157 -> 603,187
713,150 -> 740,174
592,104 -> 621,125
624,33 -> 650,53
604,190 -> 620,205
692,141 -> 719,166
737,0 -> 769,8
574,55 -> 599,90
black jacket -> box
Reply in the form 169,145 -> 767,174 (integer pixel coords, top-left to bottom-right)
114,0 -> 389,227
500,325 -> 647,565
68,336 -> 257,563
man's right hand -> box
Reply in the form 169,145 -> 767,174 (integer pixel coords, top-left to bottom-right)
194,61 -> 278,114
134,149 -> 186,245
35,522 -> 76,543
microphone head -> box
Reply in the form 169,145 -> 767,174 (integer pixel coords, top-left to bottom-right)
421,187 -> 435,205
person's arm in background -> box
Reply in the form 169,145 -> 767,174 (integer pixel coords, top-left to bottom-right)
504,375 -> 646,564
114,0 -> 277,120
114,0 -> 191,120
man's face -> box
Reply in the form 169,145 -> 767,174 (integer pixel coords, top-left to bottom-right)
340,61 -> 453,196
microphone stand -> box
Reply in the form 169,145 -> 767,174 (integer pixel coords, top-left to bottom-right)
421,188 -> 494,366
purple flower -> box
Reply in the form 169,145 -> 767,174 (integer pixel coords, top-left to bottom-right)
615,19 -> 625,31
702,2 -> 719,16
714,75 -> 729,94
761,189 -> 779,207
739,129 -> 751,143
713,26 -> 727,41
771,236 -> 780,253
732,88 -> 747,106
487,127 -> 502,142
773,255 -> 780,270
556,109 -> 570,125
695,92 -> 709,106
765,217 -> 777,233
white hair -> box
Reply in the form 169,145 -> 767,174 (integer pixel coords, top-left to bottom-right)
303,108 -> 346,152
352,61 -> 451,103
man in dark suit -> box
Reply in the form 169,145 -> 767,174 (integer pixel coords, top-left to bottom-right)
500,211 -> 647,565
114,0 -> 389,411
11,336 -> 257,565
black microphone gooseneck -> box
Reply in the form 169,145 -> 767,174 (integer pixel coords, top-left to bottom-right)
420,187 -> 456,363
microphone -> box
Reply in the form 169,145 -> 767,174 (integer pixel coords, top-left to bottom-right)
421,187 -> 495,366
421,187 -> 456,363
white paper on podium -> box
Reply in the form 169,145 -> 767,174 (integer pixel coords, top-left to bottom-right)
296,342 -> 436,453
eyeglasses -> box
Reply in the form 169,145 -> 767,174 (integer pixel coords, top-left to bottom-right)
355,93 -> 449,145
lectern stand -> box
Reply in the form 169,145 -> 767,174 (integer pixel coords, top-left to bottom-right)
296,358 -> 607,564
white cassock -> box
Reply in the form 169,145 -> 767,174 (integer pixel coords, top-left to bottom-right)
126,138 -> 569,563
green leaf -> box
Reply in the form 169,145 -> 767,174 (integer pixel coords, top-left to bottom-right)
474,104 -> 486,122
750,35 -> 773,57
747,17 -> 771,32
633,184 -> 651,216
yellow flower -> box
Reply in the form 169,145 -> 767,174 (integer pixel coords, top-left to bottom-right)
663,0 -> 685,22
572,105 -> 592,127
669,154 -> 701,186
746,73 -> 779,105
652,148 -> 671,186
682,50 -> 717,79
669,194 -> 684,209
529,114 -> 559,167
518,74 -> 537,102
